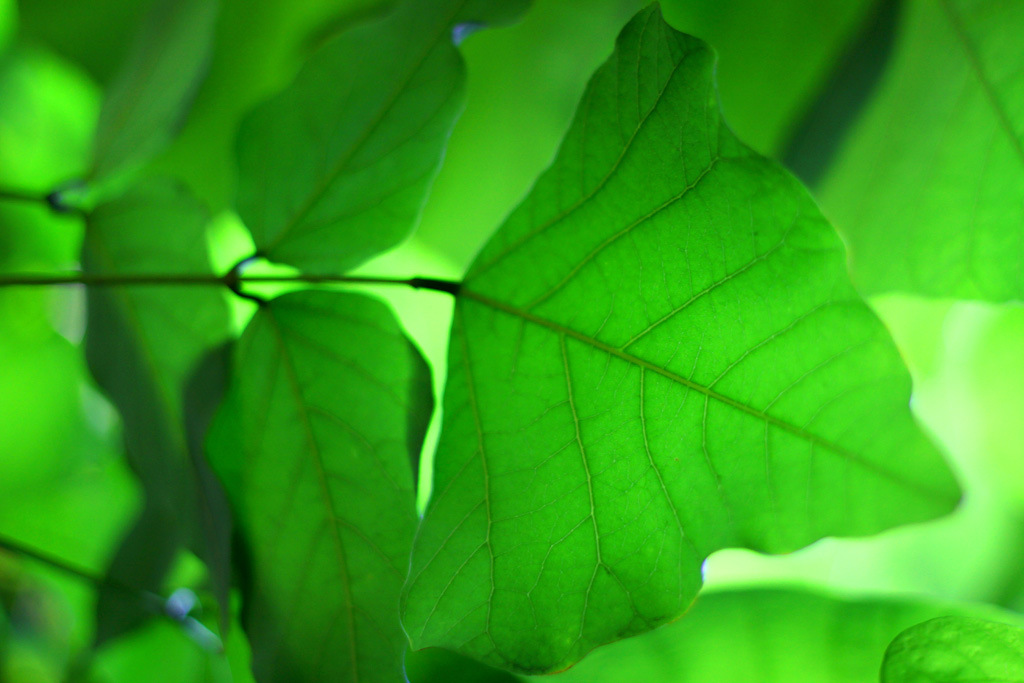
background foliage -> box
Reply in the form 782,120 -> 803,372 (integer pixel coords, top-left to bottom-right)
2,0 -> 1024,681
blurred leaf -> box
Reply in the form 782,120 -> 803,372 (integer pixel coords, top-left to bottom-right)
820,0 -> 1024,301
882,615 -> 1024,683
90,0 -> 219,184
82,180 -> 231,641
152,0 -> 390,210
86,617 -> 233,683
0,44 -> 98,269
661,0 -> 879,157
93,505 -> 175,645
182,345 -> 235,632
405,647 -> 520,683
16,0 -> 147,85
402,6 -> 958,674
0,0 -> 14,55
208,291 -> 432,681
548,588 -> 1024,683
235,0 -> 500,274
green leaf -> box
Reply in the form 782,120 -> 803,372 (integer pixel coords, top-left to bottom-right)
819,0 -> 1024,301
882,616 -> 1024,683
83,180 -> 231,639
402,5 -> 959,673
545,588 -> 1024,683
90,0 -> 218,184
234,0 -> 480,274
208,291 -> 432,682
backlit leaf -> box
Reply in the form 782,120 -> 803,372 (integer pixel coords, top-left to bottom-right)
882,615 -> 1024,682
234,0 -> 519,274
208,291 -> 432,682
90,0 -> 218,183
819,0 -> 1024,301
403,5 -> 959,673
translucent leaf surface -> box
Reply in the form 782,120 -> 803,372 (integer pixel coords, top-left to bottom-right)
234,0 -> 471,274
820,0 -> 1024,301
882,616 -> 1024,683
208,291 -> 432,682
90,0 -> 218,183
403,5 -> 959,673
549,588 -> 1024,683
83,180 -> 231,639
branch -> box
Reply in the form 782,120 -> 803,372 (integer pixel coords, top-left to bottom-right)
0,273 -> 462,295
0,534 -> 162,611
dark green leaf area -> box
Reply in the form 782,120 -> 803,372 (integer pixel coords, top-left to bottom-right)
882,616 -> 1024,683
91,0 -> 218,183
235,0 -> 468,275
821,0 -> 1024,301
94,503 -> 178,646
83,180 -> 230,638
403,5 -> 959,674
209,291 -> 432,682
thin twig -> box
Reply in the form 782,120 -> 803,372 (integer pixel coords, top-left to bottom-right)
0,272 -> 462,295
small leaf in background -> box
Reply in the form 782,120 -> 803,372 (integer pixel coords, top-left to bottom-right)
819,0 -> 1024,302
882,615 -> 1024,683
90,0 -> 219,184
403,5 -> 958,673
82,180 -> 231,641
235,0 -> 472,274
548,588 -> 1024,683
208,291 -> 432,682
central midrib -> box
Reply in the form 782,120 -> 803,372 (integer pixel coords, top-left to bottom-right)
459,289 -> 950,504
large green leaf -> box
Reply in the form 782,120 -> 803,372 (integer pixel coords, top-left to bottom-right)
90,0 -> 218,184
208,291 -> 432,682
234,0 -> 522,274
882,615 -> 1024,682
403,5 -> 958,673
819,0 -> 1024,301
83,180 -> 231,639
545,588 -> 1024,683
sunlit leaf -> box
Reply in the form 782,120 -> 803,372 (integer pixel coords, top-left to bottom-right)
208,291 -> 432,682
882,615 -> 1024,683
235,0 -> 524,274
547,588 -> 1024,683
403,5 -> 959,673
820,0 -> 1024,301
83,180 -> 231,640
90,0 -> 218,184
